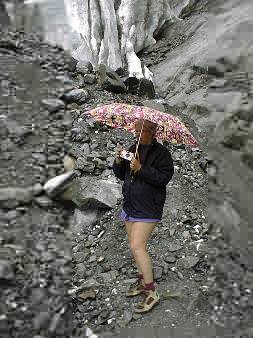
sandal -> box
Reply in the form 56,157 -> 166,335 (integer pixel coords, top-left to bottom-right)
134,289 -> 160,313
126,278 -> 145,297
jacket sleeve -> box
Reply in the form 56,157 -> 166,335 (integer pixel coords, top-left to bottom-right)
112,160 -> 126,181
139,149 -> 174,187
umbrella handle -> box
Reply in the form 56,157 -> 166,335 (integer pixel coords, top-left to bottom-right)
134,119 -> 145,158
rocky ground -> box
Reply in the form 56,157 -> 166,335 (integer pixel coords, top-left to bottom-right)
0,27 -> 211,338
1,0 -> 253,336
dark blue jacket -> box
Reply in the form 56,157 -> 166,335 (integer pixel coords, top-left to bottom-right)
112,139 -> 174,219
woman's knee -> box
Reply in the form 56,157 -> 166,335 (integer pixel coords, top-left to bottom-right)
130,240 -> 146,256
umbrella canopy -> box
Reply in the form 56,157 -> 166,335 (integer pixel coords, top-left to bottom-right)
83,103 -> 198,146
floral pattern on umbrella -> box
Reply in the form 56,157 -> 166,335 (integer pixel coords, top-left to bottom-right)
83,103 -> 198,146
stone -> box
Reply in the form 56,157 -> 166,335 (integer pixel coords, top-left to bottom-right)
61,89 -> 90,104
63,177 -> 121,209
164,255 -> 177,264
0,187 -> 33,209
41,98 -> 65,113
124,77 -> 140,94
83,74 -> 96,85
63,155 -> 76,172
0,259 -> 15,280
153,266 -> 163,279
96,64 -> 126,93
43,171 -> 76,197
77,289 -> 96,301
31,183 -> 43,196
167,243 -> 183,252
138,78 -> 155,98
34,196 -> 53,208
182,230 -> 191,240
71,208 -> 98,234
177,256 -> 200,269
75,157 -> 95,173
76,61 -> 93,75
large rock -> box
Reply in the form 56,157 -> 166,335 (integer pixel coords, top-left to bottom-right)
62,177 -> 121,209
96,64 -> 126,93
71,208 -> 98,233
43,171 -> 77,198
124,76 -> 155,98
61,89 -> 90,104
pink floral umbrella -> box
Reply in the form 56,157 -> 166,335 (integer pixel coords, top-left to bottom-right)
83,103 -> 198,146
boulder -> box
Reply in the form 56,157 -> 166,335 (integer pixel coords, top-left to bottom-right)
96,64 -> 126,93
43,171 -> 77,198
62,177 -> 121,209
61,89 -> 90,104
71,208 -> 98,234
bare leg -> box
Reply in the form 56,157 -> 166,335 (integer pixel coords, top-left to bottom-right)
129,222 -> 157,284
124,221 -> 142,274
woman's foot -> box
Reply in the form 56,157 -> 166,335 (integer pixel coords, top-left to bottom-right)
126,278 -> 145,297
134,289 -> 160,313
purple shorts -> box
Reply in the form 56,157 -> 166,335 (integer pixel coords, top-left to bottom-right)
120,209 -> 160,223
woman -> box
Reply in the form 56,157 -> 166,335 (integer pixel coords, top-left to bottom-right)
112,119 -> 174,313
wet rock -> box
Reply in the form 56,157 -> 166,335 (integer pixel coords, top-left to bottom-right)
0,187 -> 33,208
41,98 -> 65,113
97,64 -> 126,93
62,89 -> 90,104
177,256 -> 200,269
0,259 -> 15,280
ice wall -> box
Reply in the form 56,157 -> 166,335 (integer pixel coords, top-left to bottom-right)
64,0 -> 190,78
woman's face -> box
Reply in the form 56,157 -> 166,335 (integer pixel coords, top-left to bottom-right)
135,122 -> 154,144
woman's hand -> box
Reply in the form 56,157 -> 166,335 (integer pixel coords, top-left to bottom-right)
130,153 -> 142,174
115,143 -> 123,164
